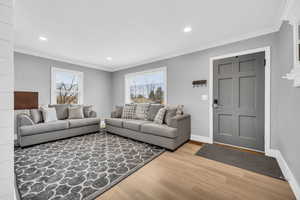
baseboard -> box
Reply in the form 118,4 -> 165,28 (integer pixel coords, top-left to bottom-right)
190,135 -> 212,144
265,148 -> 278,158
271,149 -> 300,199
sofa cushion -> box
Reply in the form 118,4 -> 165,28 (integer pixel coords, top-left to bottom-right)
20,120 -> 69,136
49,104 -> 69,120
123,120 -> 148,131
105,118 -> 124,128
68,118 -> 100,128
134,103 -> 150,120
141,123 -> 178,138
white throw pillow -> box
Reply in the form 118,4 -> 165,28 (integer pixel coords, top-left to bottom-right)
41,106 -> 58,123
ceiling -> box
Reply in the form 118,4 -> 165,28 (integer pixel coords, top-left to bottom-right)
14,0 -> 286,71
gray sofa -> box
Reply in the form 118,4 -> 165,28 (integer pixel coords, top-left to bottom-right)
16,105 -> 100,147
105,105 -> 191,151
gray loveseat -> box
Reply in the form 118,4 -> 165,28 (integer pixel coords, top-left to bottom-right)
16,104 -> 100,147
105,104 -> 191,150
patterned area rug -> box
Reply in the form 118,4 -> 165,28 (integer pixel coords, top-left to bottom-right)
15,132 -> 165,200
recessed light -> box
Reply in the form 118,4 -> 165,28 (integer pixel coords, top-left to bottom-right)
106,57 -> 112,61
183,26 -> 192,33
39,36 -> 48,41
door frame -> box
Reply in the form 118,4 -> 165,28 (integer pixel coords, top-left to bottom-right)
209,47 -> 271,155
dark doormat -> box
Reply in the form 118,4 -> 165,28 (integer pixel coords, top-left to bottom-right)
195,144 -> 285,180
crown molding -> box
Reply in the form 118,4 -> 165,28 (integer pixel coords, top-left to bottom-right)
14,25 -> 280,73
14,46 -> 114,72
111,25 -> 279,72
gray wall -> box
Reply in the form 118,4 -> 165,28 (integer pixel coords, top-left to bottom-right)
14,52 -> 112,117
276,21 -> 300,184
112,33 -> 281,149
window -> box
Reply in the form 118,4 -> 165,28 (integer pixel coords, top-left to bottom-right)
51,67 -> 83,104
125,67 -> 167,104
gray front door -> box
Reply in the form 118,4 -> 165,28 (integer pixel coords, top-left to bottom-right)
213,52 -> 265,151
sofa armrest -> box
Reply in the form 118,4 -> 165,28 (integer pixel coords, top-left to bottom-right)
169,114 -> 191,142
169,114 -> 190,128
88,110 -> 97,118
17,114 -> 35,146
17,114 -> 35,127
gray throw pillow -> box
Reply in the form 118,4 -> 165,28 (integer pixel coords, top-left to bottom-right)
111,106 -> 123,118
68,106 -> 84,119
154,108 -> 167,124
134,103 -> 150,120
30,109 -> 43,123
83,105 -> 93,118
121,104 -> 136,119
147,104 -> 163,121
164,106 -> 177,126
49,104 -> 69,120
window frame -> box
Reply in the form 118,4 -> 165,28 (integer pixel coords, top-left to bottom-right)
51,67 -> 84,105
124,67 -> 167,104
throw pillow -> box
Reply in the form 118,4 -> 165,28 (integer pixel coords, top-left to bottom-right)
30,109 -> 43,123
41,106 -> 58,123
134,103 -> 150,120
111,106 -> 123,118
68,106 -> 84,119
146,104 -> 164,121
164,107 -> 177,126
176,105 -> 184,115
121,104 -> 136,119
154,108 -> 167,124
49,104 -> 69,120
83,105 -> 93,118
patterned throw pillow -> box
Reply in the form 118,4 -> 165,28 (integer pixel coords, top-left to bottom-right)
154,108 -> 167,124
134,103 -> 150,120
121,104 -> 136,119
146,104 -> 164,121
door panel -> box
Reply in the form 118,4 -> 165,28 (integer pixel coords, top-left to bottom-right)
213,52 -> 265,151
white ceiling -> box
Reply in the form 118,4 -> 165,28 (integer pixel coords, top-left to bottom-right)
14,0 -> 286,71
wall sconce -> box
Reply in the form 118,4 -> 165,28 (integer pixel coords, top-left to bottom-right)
192,80 -> 207,88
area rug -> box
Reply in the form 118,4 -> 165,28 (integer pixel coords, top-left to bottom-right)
196,144 -> 285,180
15,132 -> 165,200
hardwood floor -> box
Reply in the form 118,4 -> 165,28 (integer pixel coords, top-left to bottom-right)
97,142 -> 295,200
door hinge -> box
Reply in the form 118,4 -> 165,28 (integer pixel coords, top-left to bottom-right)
264,59 -> 266,66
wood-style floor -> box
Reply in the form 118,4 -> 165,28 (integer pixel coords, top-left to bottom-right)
97,142 -> 295,200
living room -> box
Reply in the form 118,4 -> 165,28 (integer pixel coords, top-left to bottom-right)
1,0 -> 300,199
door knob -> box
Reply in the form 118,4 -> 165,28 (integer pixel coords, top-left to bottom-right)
213,99 -> 219,108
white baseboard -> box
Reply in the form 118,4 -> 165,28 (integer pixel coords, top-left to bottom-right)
270,149 -> 300,199
265,148 -> 278,158
190,134 -> 212,144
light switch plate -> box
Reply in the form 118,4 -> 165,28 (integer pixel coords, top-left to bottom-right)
201,94 -> 208,101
